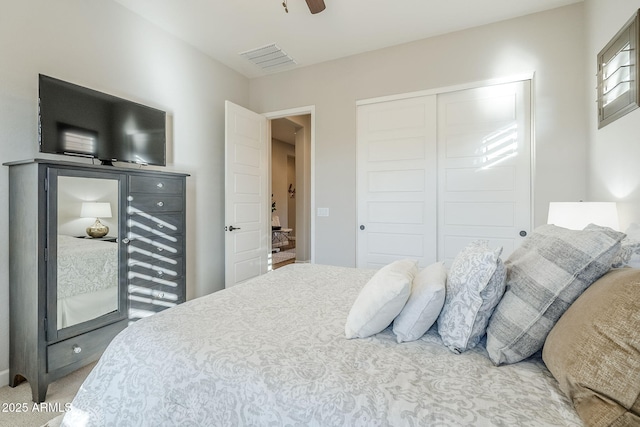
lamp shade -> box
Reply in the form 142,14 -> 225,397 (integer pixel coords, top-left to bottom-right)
80,202 -> 112,219
547,202 -> 619,230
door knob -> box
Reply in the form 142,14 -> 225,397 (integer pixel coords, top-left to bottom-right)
519,230 -> 527,237
360,225 -> 365,230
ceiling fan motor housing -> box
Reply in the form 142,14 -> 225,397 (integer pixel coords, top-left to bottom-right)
305,0 -> 326,14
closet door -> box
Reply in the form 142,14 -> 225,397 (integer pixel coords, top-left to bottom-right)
356,80 -> 532,267
437,80 -> 531,263
356,96 -> 438,268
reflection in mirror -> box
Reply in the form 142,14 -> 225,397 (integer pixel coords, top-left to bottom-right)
57,176 -> 119,329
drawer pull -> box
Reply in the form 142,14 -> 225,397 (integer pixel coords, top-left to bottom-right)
157,182 -> 164,189
157,201 -> 164,207
72,345 -> 82,354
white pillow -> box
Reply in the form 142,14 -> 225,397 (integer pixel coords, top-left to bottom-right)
345,259 -> 417,339
392,262 -> 447,343
437,241 -> 506,354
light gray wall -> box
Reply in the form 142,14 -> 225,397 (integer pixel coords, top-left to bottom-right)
585,0 -> 640,229
0,0 -> 249,383
250,4 -> 589,267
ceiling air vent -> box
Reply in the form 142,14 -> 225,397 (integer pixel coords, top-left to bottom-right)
239,43 -> 296,71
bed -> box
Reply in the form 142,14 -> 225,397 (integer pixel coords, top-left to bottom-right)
56,235 -> 119,329
60,224 -> 640,426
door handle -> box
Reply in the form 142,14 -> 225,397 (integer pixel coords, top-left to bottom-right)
359,225 -> 365,230
228,226 -> 241,231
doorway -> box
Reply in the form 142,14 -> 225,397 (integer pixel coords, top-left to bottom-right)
224,102 -> 313,287
270,117 -> 299,269
265,107 -> 313,273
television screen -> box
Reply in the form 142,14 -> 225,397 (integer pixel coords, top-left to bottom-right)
38,74 -> 167,166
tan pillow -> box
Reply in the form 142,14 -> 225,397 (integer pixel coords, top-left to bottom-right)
542,268 -> 640,427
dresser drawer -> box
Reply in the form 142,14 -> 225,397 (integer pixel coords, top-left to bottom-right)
127,232 -> 184,257
127,212 -> 183,236
128,257 -> 184,279
129,175 -> 183,194
128,280 -> 184,318
128,274 -> 185,296
128,194 -> 183,213
128,282 -> 184,304
47,321 -> 125,372
129,295 -> 179,317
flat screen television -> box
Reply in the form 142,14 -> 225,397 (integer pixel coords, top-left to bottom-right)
38,74 -> 167,166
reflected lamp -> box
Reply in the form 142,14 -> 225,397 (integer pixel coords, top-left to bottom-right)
81,202 -> 112,238
547,202 -> 619,230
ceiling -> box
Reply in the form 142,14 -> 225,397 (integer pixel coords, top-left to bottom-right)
113,0 -> 583,79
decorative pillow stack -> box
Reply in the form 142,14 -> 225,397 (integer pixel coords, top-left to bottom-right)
486,224 -> 625,365
437,241 -> 506,354
542,268 -> 640,426
345,259 -> 417,339
393,262 -> 447,343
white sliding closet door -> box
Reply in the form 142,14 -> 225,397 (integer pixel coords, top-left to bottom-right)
437,81 -> 531,264
356,80 -> 532,267
356,96 -> 438,268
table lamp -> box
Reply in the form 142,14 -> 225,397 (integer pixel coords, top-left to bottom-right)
81,202 -> 112,238
547,202 -> 619,230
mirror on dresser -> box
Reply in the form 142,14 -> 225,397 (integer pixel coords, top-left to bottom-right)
55,176 -> 120,330
46,168 -> 128,343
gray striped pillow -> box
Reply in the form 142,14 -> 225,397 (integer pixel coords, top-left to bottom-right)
486,224 -> 625,365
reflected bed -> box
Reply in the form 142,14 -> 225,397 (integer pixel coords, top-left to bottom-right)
56,235 -> 118,329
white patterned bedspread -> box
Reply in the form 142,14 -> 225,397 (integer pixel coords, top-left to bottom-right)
57,235 -> 118,298
62,264 -> 581,427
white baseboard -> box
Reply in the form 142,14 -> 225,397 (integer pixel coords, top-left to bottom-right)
0,368 -> 9,388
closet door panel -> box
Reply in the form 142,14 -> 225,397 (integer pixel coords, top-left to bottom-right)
437,80 -> 532,264
356,96 -> 438,268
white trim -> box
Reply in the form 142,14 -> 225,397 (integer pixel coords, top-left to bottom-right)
356,72 -> 536,106
0,368 -> 9,387
264,105 -> 316,264
529,75 -> 537,229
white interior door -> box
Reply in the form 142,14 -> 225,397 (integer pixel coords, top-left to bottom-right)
225,101 -> 269,288
356,96 -> 438,268
437,81 -> 531,264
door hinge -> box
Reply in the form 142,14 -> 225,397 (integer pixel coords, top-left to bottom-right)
44,177 -> 49,192
44,317 -> 48,339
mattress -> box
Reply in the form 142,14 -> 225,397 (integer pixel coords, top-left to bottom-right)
62,264 -> 581,426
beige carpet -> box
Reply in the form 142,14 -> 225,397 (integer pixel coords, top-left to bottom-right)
272,248 -> 296,264
0,363 -> 94,427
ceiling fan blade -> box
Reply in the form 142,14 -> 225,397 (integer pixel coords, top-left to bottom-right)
305,0 -> 326,14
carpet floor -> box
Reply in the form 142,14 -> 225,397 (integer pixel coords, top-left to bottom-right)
0,363 -> 94,427
272,248 -> 296,265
